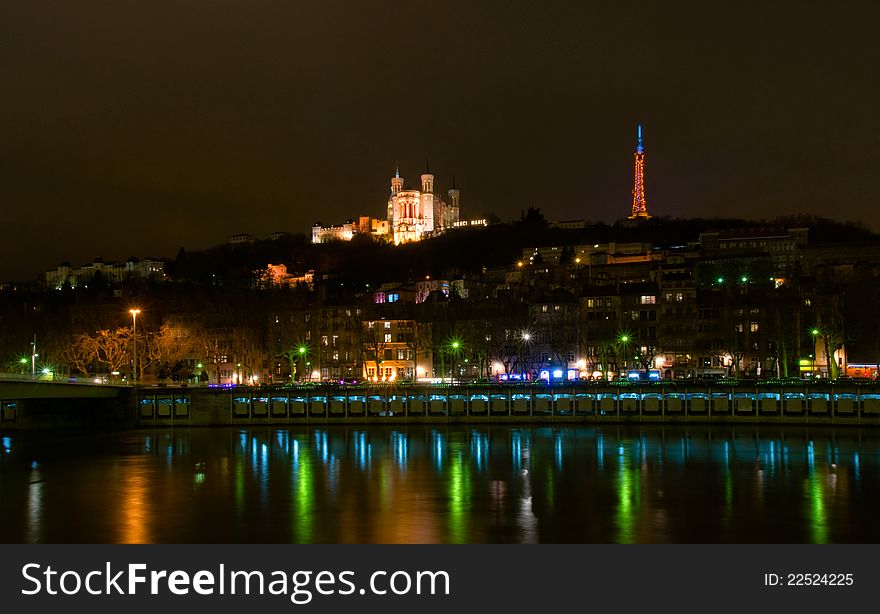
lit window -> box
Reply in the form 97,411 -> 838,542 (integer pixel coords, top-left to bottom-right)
750,323 -> 759,332
640,295 -> 656,304
384,333 -> 392,343
384,321 -> 391,329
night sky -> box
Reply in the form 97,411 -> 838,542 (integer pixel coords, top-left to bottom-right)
2,1 -> 878,281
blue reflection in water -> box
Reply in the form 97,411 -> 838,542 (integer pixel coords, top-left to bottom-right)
597,433 -> 604,469
354,431 -> 368,470
432,431 -> 445,472
391,432 -> 408,468
277,430 -> 288,453
144,436 -> 151,454
807,441 -> 815,469
854,451 -> 860,481
1,436 -> 11,454
511,431 -> 521,473
471,431 -> 488,471
554,432 -> 562,470
291,437 -> 300,471
314,430 -> 329,465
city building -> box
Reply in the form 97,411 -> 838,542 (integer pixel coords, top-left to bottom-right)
227,233 -> 256,245
262,264 -> 315,289
312,221 -> 355,243
44,257 -> 165,289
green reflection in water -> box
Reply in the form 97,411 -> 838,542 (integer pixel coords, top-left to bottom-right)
380,455 -> 390,512
234,454 -> 244,511
615,448 -> 638,543
448,452 -> 471,543
807,470 -> 828,544
293,444 -> 314,543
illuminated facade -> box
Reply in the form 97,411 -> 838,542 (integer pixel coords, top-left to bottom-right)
386,165 -> 460,245
262,264 -> 315,289
630,124 -> 651,219
310,166 -> 460,245
311,221 -> 355,243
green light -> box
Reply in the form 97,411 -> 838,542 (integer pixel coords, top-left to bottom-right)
196,363 -> 203,369
811,329 -> 820,336
741,276 -> 748,283
716,277 -> 724,284
619,335 -> 629,343
298,345 -> 307,355
807,471 -> 828,544
19,357 -> 27,364
451,341 -> 460,349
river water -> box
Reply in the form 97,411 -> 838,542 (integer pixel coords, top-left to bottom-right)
0,425 -> 877,543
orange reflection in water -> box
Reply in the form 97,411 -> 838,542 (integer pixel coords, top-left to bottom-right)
116,457 -> 153,544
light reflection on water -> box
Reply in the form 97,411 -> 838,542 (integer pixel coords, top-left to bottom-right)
0,426 -> 878,544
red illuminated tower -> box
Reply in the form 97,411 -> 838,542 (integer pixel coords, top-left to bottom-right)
629,124 -> 651,219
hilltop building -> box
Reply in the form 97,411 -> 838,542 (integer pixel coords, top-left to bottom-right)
311,163 -> 461,244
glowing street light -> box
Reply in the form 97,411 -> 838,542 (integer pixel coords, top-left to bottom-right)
129,309 -> 141,384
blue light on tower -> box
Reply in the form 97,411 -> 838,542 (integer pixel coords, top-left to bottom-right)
636,123 -> 643,154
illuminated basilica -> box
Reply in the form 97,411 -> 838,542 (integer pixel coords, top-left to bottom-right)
312,163 -> 461,244
386,164 -> 459,244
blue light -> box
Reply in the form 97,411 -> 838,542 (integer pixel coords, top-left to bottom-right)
511,431 -> 521,472
636,124 -> 644,154
554,434 -> 562,469
1,437 -> 10,453
552,369 -> 563,379
291,438 -> 300,471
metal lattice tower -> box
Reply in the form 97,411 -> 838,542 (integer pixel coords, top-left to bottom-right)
629,124 -> 651,219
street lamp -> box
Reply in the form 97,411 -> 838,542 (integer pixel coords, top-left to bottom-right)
30,334 -> 37,379
129,309 -> 141,384
618,333 -> 631,374
810,328 -> 829,378
520,331 -> 532,380
295,344 -> 308,382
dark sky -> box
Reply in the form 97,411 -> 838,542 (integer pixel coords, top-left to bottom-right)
2,0 -> 878,281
